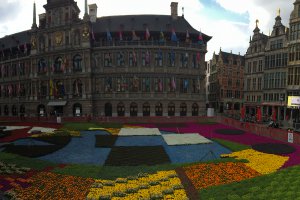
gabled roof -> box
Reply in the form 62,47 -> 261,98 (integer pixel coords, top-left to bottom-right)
0,30 -> 31,50
219,50 -> 245,66
92,15 -> 212,42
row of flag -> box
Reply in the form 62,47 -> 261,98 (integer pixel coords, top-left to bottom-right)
0,83 -> 25,96
105,77 -> 201,92
92,27 -> 204,43
0,44 -> 29,58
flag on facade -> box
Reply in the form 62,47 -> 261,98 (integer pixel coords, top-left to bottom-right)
107,30 -> 112,41
8,84 -> 12,96
132,30 -> 140,41
196,52 -> 201,62
171,77 -> 176,90
49,79 -> 53,96
91,26 -> 95,41
119,30 -> 123,41
171,29 -> 178,42
24,43 -> 27,54
145,50 -> 150,64
145,27 -> 150,40
133,50 -> 137,64
1,64 -> 4,76
158,49 -> 163,60
17,82 -> 21,95
184,79 -> 189,89
171,49 -> 175,63
158,79 -> 163,92
198,31 -> 203,44
197,76 -> 201,91
185,30 -> 190,42
159,29 -> 165,43
75,80 -> 79,95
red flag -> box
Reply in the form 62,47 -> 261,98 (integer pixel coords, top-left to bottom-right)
197,52 -> 201,62
198,31 -> 203,44
119,31 -> 123,41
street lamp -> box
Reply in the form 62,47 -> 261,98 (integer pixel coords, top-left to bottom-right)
279,95 -> 284,120
231,96 -> 234,118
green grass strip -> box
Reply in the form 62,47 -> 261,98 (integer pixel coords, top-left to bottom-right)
212,138 -> 251,152
52,158 -> 242,180
199,165 -> 300,200
0,152 -> 57,170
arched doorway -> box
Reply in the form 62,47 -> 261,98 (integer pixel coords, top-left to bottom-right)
12,105 -> 17,116
180,103 -> 187,116
73,103 -> 82,117
143,102 -> 150,116
155,102 -> 163,116
20,105 -> 25,118
37,104 -> 46,117
4,105 -> 9,116
130,102 -> 138,117
168,102 -> 175,116
192,103 -> 199,116
104,103 -> 112,117
117,102 -> 125,116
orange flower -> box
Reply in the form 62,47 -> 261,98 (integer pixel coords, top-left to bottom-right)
183,162 -> 260,190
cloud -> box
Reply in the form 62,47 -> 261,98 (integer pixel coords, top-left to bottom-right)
0,0 -> 296,61
0,0 -> 21,21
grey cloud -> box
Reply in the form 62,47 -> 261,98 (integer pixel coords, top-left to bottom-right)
0,0 -> 22,21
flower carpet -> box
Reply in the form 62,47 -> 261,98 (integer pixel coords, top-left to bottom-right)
1,121 -> 300,199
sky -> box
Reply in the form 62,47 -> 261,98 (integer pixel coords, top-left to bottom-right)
0,0 -> 295,61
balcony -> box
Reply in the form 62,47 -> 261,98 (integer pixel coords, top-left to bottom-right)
93,40 -> 206,51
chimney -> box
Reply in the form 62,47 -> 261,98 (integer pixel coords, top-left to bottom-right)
170,2 -> 178,20
89,4 -> 98,23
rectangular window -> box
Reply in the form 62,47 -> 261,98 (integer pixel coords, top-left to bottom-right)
104,53 -> 112,67
258,60 -> 263,71
258,77 -> 262,90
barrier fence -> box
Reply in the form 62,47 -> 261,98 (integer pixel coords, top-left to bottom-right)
216,116 -> 300,146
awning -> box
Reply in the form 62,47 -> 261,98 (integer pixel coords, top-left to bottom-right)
47,101 -> 67,106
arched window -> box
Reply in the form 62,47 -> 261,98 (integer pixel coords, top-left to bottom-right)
73,54 -> 82,71
40,81 -> 47,97
74,30 -> 81,45
38,58 -> 47,73
37,104 -> 45,116
180,103 -> 187,116
143,102 -> 150,116
155,102 -> 163,116
117,102 -> 125,116
168,102 -> 175,116
12,105 -> 17,116
130,102 -> 138,117
73,103 -> 82,117
54,57 -> 64,72
73,79 -> 83,97
4,105 -> 9,116
20,105 -> 25,114
192,103 -> 199,116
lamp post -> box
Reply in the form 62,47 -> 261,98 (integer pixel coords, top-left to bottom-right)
279,95 -> 283,120
231,96 -> 234,118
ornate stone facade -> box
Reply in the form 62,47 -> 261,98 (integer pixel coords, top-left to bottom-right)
0,0 -> 211,117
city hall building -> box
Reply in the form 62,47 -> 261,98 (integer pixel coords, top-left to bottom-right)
0,0 -> 211,117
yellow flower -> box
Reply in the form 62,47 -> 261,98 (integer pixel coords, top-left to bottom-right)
221,149 -> 289,174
